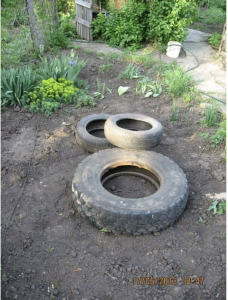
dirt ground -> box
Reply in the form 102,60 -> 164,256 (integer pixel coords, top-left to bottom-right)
1,47 -> 226,300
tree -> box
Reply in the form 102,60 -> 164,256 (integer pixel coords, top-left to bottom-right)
24,0 -> 45,49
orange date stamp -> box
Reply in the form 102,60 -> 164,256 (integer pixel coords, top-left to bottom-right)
133,276 -> 204,286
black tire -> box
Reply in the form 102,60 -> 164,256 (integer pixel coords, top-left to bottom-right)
75,114 -> 113,152
104,113 -> 163,150
72,149 -> 188,235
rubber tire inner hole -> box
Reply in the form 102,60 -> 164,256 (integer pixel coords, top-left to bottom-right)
86,120 -> 106,138
116,119 -> 152,131
101,165 -> 160,199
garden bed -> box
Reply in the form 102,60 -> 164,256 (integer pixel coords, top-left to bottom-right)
1,47 -> 226,300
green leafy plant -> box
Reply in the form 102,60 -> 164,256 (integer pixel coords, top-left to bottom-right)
99,64 -> 113,73
136,76 -> 162,97
1,66 -> 38,107
171,100 -> 179,122
118,86 -> 129,96
202,103 -> 219,127
123,52 -> 155,68
76,91 -> 95,108
37,50 -> 86,86
106,52 -> 120,62
100,228 -> 111,233
98,52 -> 105,59
92,1 -> 150,50
27,78 -> 79,115
147,0 -> 197,46
197,6 -> 226,24
211,116 -> 226,147
163,65 -> 195,98
118,63 -> 141,79
207,200 -> 226,215
199,132 -> 210,139
209,32 -> 222,48
94,78 -> 106,99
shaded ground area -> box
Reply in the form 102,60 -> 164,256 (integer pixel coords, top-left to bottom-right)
1,47 -> 226,300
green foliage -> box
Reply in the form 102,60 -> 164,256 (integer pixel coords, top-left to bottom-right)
76,91 -> 95,108
99,64 -> 113,73
183,87 -> 200,103
136,77 -> 162,97
91,13 -> 107,40
147,0 -> 197,46
94,78 -> 106,99
197,6 -> 226,24
46,29 -> 72,49
1,0 -> 28,28
1,26 -> 34,68
199,132 -> 210,139
211,116 -> 226,147
209,33 -> 222,48
202,104 -> 219,127
163,65 -> 195,98
106,52 -> 120,62
1,66 -> 38,107
37,50 -> 86,86
92,1 -> 149,50
118,86 -> 129,95
57,0 -> 75,14
27,78 -> 79,116
58,8 -> 79,39
207,200 -> 226,215
122,52 -> 155,68
118,63 -> 141,79
171,100 -> 180,122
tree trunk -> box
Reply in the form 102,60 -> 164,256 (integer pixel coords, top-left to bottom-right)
25,0 -> 45,49
51,0 -> 59,31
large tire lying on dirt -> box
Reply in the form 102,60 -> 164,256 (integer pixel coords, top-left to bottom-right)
75,114 -> 113,152
72,149 -> 188,235
104,113 -> 163,150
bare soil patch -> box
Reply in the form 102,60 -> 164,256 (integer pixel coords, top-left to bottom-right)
1,47 -> 226,300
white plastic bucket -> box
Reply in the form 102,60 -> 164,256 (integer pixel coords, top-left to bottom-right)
166,41 -> 182,58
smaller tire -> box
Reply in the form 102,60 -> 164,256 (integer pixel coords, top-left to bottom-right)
104,113 -> 163,150
75,114 -> 113,153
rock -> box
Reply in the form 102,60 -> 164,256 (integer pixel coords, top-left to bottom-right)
26,113 -> 32,118
110,186 -> 116,191
185,29 -> 211,42
71,252 -> 77,258
14,106 -> 20,112
164,295 -> 173,300
167,242 -> 172,247
153,250 -> 158,255
45,133 -> 51,139
154,232 -> 160,236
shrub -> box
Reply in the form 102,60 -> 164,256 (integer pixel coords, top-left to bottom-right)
147,0 -> 197,46
27,78 -> 79,115
198,6 -> 226,24
1,66 -> 38,107
209,33 -> 222,48
37,50 -> 86,86
92,1 -> 149,50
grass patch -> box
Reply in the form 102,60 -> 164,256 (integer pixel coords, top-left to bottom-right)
99,64 -> 113,73
122,52 -> 155,68
202,103 -> 219,127
118,63 -> 141,79
163,65 -> 195,99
